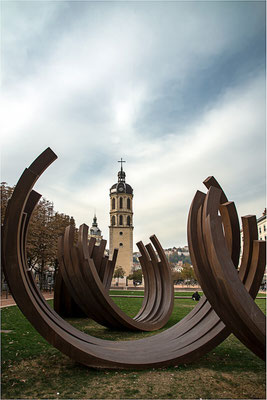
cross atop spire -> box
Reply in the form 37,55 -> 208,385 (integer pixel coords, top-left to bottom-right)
118,158 -> 126,172
117,158 -> 126,183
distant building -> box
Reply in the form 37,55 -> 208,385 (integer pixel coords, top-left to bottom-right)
241,208 -> 266,246
172,261 -> 183,272
258,208 -> 266,241
88,214 -> 103,245
257,209 -> 267,289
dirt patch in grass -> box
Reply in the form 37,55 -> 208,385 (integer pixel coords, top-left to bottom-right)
79,367 -> 265,399
2,355 -> 265,399
126,369 -> 261,399
2,354 -> 81,399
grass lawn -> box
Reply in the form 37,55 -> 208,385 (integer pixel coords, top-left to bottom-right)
1,294 -> 266,399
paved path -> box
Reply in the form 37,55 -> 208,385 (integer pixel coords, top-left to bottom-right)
1,292 -> 54,308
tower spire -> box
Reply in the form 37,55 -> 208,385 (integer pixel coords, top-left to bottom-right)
92,213 -> 98,227
117,158 -> 126,183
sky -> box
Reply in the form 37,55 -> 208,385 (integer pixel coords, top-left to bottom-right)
1,0 -> 266,251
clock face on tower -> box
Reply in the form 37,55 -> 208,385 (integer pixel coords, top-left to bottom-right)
118,183 -> 124,192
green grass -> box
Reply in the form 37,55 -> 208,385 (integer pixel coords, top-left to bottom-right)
1,297 -> 266,399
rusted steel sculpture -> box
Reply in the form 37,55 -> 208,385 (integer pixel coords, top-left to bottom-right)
188,185 -> 265,359
2,148 -> 265,370
56,222 -> 174,330
54,236 -> 118,318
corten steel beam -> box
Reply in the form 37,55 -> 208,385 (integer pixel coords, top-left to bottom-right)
57,223 -> 174,331
202,187 -> 265,359
54,235 -> 118,318
187,188 -> 266,361
54,269 -> 87,318
2,148 -> 265,369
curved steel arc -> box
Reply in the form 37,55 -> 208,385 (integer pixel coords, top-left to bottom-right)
2,148 -> 265,370
59,223 -> 174,331
55,223 -> 118,318
201,186 -> 266,359
203,176 -> 241,268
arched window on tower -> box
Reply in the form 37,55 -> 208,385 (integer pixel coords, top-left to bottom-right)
127,216 -> 131,226
127,198 -> 131,209
119,197 -> 123,209
112,198 -> 115,209
111,216 -> 115,226
119,215 -> 123,225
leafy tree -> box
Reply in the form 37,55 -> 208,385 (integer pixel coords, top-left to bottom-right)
27,200 -> 76,289
1,182 -> 15,225
168,251 -> 191,265
1,181 -> 76,290
168,252 -> 179,263
113,266 -> 126,285
169,261 -> 197,285
169,263 -> 182,283
172,270 -> 183,283
1,182 -> 15,288
183,255 -> 192,264
180,263 -> 197,284
114,266 -> 126,279
128,269 -> 143,283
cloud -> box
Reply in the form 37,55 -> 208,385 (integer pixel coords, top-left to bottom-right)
127,72 -> 266,248
1,1 -> 265,250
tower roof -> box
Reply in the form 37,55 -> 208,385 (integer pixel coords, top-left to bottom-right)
110,158 -> 133,195
90,214 -> 102,236
92,214 -> 98,227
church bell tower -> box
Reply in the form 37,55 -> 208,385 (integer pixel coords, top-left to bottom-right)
109,159 -> 133,283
